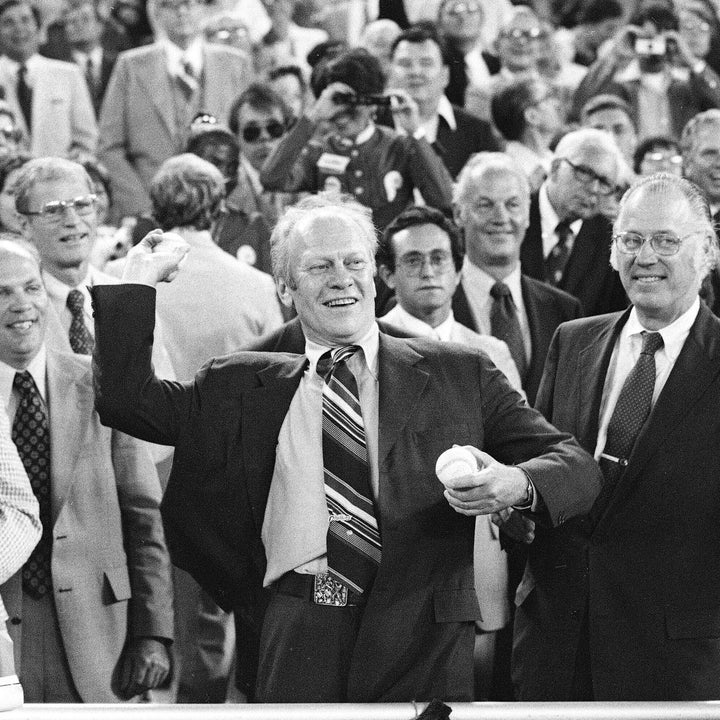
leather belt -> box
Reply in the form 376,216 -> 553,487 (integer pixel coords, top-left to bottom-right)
273,571 -> 366,607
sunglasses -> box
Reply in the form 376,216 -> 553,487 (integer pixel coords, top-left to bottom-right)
240,120 -> 285,143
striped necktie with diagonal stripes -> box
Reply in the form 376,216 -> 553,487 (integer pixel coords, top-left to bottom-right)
317,345 -> 381,594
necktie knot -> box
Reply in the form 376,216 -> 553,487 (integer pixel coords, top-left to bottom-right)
640,331 -> 664,356
490,281 -> 512,300
12,370 -> 34,396
67,288 -> 85,314
555,220 -> 573,245
317,345 -> 360,380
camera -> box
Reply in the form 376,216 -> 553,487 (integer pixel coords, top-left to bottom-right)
634,35 -> 667,57
331,91 -> 393,107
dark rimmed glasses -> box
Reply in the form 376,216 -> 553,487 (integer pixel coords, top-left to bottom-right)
560,158 -> 615,196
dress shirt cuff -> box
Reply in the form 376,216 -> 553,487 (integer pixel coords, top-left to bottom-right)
512,466 -> 538,512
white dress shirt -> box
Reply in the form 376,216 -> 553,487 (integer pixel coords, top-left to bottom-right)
594,298 -> 699,461
262,323 -> 380,586
538,182 -> 582,260
461,260 -> 532,365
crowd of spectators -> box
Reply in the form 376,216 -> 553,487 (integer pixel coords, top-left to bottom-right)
1,0 -> 720,708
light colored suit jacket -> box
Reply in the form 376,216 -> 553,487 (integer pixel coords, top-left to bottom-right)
0,349 -> 174,702
98,43 -> 250,219
0,54 -> 97,157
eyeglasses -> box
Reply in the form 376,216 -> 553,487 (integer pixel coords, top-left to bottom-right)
444,2 -> 482,16
560,158 -> 615,196
499,26 -> 545,41
644,152 -> 682,166
23,194 -> 97,220
397,250 -> 454,275
0,127 -> 21,142
613,230 -> 702,256
240,120 -> 285,143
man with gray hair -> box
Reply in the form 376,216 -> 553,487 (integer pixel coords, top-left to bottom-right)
452,152 -> 583,405
680,108 -> 720,313
90,192 -> 601,702
513,172 -> 720,700
519,127 -> 628,316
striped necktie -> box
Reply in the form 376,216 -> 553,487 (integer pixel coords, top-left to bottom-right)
317,346 -> 381,594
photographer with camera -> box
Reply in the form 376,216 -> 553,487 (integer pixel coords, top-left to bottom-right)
570,2 -> 720,141
259,47 -> 454,231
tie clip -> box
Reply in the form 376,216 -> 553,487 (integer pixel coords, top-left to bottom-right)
329,513 -> 352,523
599,452 -> 628,467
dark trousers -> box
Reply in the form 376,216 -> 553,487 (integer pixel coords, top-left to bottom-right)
254,589 -> 364,702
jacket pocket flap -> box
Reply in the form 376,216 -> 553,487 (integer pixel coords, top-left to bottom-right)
666,605 -> 720,639
433,587 -> 481,623
104,566 -> 132,602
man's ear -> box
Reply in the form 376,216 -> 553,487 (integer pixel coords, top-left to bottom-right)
378,264 -> 396,289
275,277 -> 295,308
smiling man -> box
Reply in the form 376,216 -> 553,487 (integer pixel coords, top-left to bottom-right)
514,172 -> 720,700
519,127 -> 628,316
89,192 -> 601,703
0,239 -> 173,703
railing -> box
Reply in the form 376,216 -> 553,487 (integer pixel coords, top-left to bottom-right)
5,704 -> 720,719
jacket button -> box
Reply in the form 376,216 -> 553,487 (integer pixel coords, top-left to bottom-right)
10,617 -> 20,625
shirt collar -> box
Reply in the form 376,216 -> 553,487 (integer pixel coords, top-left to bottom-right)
42,268 -> 93,305
539,182 -> 582,238
387,304 -> 455,340
304,321 -> 379,380
623,297 -> 700,363
464,257 -> 523,303
353,122 -> 376,145
168,227 -> 214,247
162,37 -> 204,76
0,53 -> 40,77
0,344 -> 47,410
436,95 -> 457,131
71,46 -> 103,67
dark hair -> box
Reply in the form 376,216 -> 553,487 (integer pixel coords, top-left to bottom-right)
79,155 -> 111,202
0,151 -> 32,194
378,205 -> 464,272
632,134 -> 680,173
630,2 -> 679,31
580,93 -> 636,129
306,39 -> 347,69
187,122 -> 239,154
310,48 -> 385,99
0,0 -> 40,26
579,0 -> 623,25
491,77 -> 549,141
269,64 -> 307,93
227,82 -> 291,135
390,22 -> 451,66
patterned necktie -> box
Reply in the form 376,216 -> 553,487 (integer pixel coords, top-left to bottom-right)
177,60 -> 197,102
66,289 -> 94,355
16,63 -> 32,129
84,55 -> 96,95
545,220 -> 573,285
317,346 -> 381,594
12,371 -> 52,598
595,331 -> 664,518
490,281 -> 527,380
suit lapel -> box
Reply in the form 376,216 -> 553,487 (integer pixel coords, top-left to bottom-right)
46,351 -> 92,524
560,220 -> 601,295
377,335 -> 429,473
597,305 -> 720,525
136,47 -> 176,139
241,355 -> 306,534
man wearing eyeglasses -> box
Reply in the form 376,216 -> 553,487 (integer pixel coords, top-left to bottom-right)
520,127 -> 628,316
513,172 -> 720,700
680,109 -> 720,315
98,0 -> 251,222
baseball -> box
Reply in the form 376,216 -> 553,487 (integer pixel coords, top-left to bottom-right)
435,447 -> 479,489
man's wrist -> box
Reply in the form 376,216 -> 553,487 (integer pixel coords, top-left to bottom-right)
512,468 -> 535,510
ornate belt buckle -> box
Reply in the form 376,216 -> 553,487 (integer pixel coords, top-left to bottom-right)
313,572 -> 348,606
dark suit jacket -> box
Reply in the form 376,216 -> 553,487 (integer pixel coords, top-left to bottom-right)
452,274 -> 583,405
520,193 -> 628,317
513,305 -> 720,700
376,104 -> 500,179
91,283 -> 601,702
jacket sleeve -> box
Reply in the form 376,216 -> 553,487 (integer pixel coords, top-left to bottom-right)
98,55 -> 151,219
68,64 -> 98,155
403,134 -> 454,215
259,114 -> 319,192
112,427 -> 174,641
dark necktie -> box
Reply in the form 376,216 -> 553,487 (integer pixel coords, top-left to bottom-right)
12,371 -> 52,598
545,220 -> 573,285
317,346 -> 381,596
67,289 -> 94,355
16,63 -> 32,129
177,60 -> 196,102
490,281 -> 527,380
84,55 -> 96,95
595,331 -> 664,517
